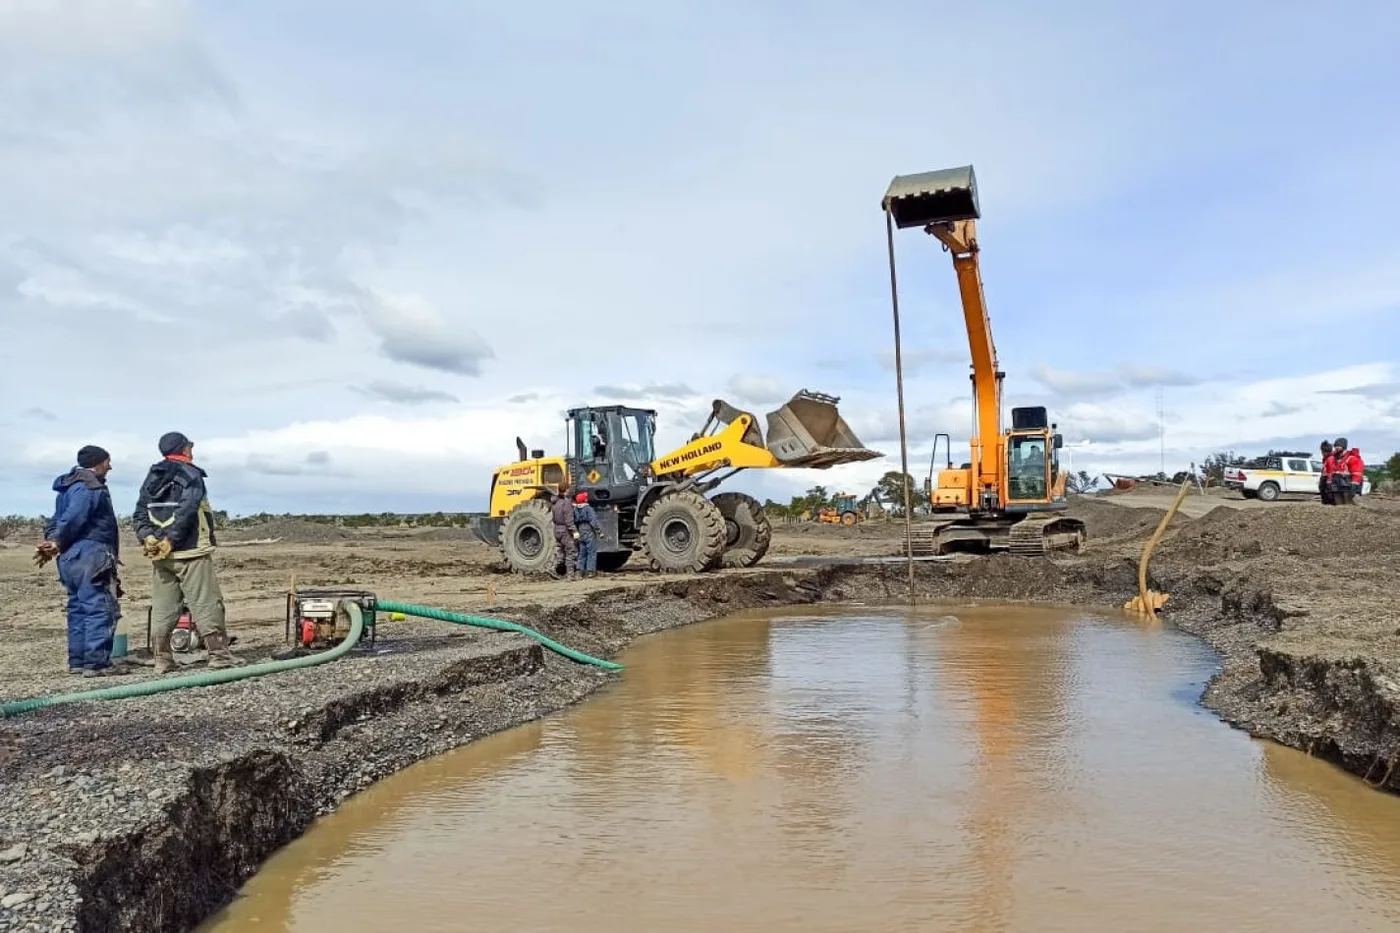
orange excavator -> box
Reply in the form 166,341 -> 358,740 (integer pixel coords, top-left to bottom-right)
880,165 -> 1086,557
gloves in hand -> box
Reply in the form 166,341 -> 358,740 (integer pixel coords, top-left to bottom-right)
32,540 -> 57,568
142,535 -> 172,559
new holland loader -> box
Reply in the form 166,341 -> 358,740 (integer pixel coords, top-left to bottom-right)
470,390 -> 882,575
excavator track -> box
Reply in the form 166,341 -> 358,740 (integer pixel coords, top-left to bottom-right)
1006,514 -> 1085,558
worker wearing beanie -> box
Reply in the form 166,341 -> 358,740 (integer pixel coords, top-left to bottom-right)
132,432 -> 244,672
34,445 -> 127,677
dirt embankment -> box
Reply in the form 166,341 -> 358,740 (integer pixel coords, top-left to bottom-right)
1,494 -> 1398,932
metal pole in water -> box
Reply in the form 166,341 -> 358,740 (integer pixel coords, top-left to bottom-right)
883,208 -> 917,605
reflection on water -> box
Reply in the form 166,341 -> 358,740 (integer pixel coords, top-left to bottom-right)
201,604 -> 1400,932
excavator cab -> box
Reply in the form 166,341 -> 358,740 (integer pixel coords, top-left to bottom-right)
1005,407 -> 1064,507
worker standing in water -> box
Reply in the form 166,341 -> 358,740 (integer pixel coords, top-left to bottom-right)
34,445 -> 129,677
573,491 -> 603,578
551,483 -> 579,579
133,432 -> 244,672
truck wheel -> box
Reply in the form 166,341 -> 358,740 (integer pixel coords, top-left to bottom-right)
841,511 -> 857,526
639,490 -> 726,573
710,491 -> 772,569
596,551 -> 631,573
1256,481 -> 1280,502
499,499 -> 560,575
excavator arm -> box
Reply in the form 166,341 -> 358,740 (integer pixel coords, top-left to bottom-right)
882,165 -> 1004,510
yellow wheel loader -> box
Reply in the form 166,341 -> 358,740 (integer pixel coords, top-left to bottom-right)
881,164 -> 1085,557
470,391 -> 882,575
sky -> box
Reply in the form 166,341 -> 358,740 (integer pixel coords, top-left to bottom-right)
2,0 -> 1399,517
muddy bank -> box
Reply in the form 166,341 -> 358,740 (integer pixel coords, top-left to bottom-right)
1,498 -> 1398,931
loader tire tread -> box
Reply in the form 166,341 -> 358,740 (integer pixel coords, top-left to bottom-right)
639,489 -> 727,574
711,491 -> 772,569
499,498 -> 561,577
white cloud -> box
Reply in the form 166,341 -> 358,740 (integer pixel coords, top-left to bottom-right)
3,1 -> 1399,513
726,374 -> 786,406
1031,363 -> 1201,399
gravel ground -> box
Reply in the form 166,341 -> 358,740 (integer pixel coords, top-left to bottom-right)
1,497 -> 1398,932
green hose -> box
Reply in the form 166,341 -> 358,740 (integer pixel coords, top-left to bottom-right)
1,603 -> 367,719
375,599 -> 624,671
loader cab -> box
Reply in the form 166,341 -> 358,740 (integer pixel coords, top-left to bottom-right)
567,404 -> 658,503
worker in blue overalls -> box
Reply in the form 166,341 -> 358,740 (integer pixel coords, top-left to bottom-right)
573,491 -> 603,578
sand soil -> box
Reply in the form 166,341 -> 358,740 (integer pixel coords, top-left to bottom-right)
1,489 -> 1398,932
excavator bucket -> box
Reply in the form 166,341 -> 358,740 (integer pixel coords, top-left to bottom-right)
764,390 -> 883,469
882,164 -> 980,229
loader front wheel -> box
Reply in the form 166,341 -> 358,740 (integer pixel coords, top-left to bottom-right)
711,491 -> 772,569
499,498 -> 560,576
639,490 -> 726,573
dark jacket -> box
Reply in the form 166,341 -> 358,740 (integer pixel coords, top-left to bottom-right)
45,468 -> 119,557
551,495 -> 577,534
574,503 -> 602,540
133,458 -> 217,558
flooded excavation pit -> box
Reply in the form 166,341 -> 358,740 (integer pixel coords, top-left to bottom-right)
201,605 -> 1400,932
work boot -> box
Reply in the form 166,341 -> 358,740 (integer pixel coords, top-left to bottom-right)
153,632 -> 177,675
203,631 -> 246,670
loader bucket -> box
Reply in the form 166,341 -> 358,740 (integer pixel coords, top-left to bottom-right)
882,164 -> 980,229
764,390 -> 883,469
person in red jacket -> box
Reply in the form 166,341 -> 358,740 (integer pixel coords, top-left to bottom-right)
1319,440 -> 1335,505
1342,442 -> 1365,503
1331,437 -> 1364,505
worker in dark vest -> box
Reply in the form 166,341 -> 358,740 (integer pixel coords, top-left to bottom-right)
133,432 -> 244,672
550,483 -> 579,579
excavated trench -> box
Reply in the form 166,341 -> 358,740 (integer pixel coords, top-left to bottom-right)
2,513 -> 1398,932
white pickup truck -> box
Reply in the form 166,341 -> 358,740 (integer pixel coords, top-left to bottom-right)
1223,455 -> 1371,501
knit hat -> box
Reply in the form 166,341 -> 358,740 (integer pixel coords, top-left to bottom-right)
158,431 -> 192,456
76,445 -> 110,469
574,491 -> 589,503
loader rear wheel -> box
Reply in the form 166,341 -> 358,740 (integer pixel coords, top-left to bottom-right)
499,498 -> 560,576
639,490 -> 726,574
711,491 -> 772,569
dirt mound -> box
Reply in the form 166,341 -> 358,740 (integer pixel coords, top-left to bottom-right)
223,519 -> 352,545
1067,498 -> 1169,541
1156,501 -> 1400,564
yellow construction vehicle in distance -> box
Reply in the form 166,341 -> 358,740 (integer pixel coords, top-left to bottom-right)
815,492 -> 864,525
881,164 -> 1085,556
470,390 -> 882,575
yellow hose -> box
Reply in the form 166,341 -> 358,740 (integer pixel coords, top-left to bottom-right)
1127,479 -> 1191,619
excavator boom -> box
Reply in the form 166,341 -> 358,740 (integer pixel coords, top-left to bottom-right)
881,164 -> 1085,557
883,166 -> 1002,509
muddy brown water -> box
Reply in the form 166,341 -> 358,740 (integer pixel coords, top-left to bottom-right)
200,604 -> 1400,932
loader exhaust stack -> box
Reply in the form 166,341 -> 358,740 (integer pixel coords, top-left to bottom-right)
764,390 -> 882,469
881,164 -> 980,228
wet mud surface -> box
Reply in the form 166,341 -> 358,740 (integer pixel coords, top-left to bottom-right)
1,491 -> 1398,931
